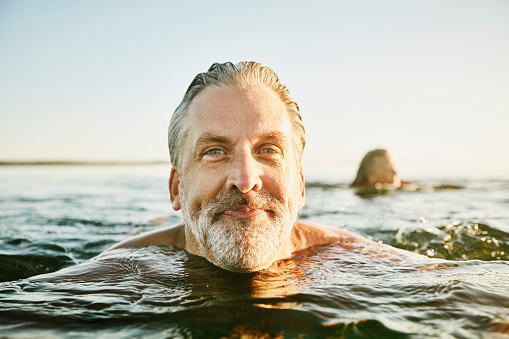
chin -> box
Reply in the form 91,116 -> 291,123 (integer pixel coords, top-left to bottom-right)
392,177 -> 402,188
198,213 -> 293,272
206,234 -> 280,273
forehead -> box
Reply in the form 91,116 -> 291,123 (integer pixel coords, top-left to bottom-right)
185,85 -> 291,143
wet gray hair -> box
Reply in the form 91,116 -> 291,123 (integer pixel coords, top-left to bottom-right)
351,149 -> 389,187
168,61 -> 305,169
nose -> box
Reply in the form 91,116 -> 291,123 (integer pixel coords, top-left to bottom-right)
226,150 -> 263,193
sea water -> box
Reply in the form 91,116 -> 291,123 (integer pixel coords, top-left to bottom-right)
0,165 -> 508,338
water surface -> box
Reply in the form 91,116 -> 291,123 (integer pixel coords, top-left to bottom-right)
1,165 -> 508,338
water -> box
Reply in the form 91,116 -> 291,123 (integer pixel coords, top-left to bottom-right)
1,165 -> 508,338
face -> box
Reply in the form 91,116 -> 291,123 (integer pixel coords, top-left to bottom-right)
368,155 -> 401,188
169,85 -> 305,272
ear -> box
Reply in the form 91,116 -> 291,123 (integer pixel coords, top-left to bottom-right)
298,166 -> 306,209
169,166 -> 181,211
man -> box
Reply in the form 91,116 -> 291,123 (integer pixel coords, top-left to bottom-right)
108,61 -> 396,272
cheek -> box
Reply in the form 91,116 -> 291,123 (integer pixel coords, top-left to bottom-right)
181,168 -> 225,208
264,165 -> 300,202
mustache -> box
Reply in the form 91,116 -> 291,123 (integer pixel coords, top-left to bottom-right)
204,190 -> 283,217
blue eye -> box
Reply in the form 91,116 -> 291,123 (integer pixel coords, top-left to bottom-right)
260,146 -> 282,158
207,149 -> 224,155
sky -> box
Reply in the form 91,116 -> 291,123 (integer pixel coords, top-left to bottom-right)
1,0 -> 508,180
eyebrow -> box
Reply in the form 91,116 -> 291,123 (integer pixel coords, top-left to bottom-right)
191,131 -> 290,154
192,133 -> 232,150
259,131 -> 289,146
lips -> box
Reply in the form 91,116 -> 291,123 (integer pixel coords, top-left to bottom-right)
208,191 -> 280,220
221,206 -> 267,219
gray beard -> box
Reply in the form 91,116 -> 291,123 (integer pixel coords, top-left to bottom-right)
180,187 -> 297,271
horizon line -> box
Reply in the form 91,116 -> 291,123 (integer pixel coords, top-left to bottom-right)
0,160 -> 171,166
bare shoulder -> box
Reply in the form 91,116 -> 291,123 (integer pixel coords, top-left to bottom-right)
106,223 -> 186,251
291,220 -> 370,251
292,220 -> 427,259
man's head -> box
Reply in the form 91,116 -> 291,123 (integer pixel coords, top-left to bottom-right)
351,149 -> 401,190
168,61 -> 305,171
167,61 -> 306,272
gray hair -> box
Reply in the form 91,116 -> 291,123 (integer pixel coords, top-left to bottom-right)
168,61 -> 305,169
351,149 -> 389,187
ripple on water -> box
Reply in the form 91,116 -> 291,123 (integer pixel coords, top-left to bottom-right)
1,244 -> 507,338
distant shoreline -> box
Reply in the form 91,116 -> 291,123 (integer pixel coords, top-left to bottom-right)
0,161 -> 170,166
